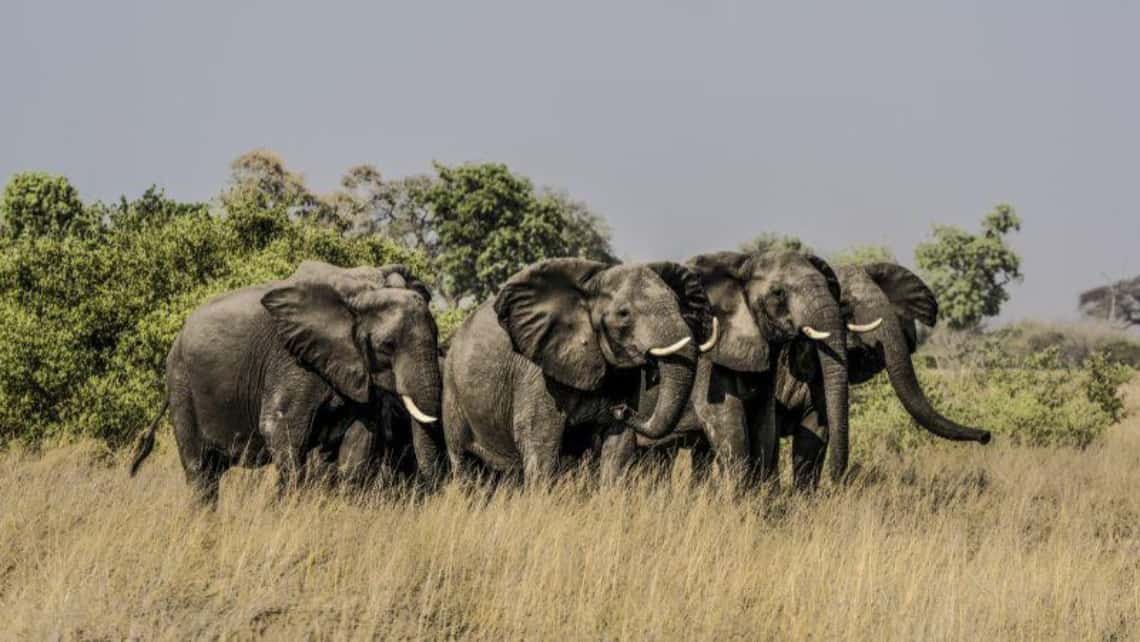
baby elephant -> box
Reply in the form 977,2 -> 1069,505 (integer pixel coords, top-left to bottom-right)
128,261 -> 442,507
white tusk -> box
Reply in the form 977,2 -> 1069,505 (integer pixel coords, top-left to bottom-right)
801,326 -> 831,340
847,318 -> 883,333
401,395 -> 438,423
698,317 -> 719,353
649,336 -> 691,356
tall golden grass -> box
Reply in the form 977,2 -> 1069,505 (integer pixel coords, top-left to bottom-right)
2,380 -> 1138,641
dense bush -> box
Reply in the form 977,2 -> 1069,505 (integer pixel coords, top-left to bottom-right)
0,185 -> 427,449
850,346 -> 1132,455
918,321 -> 1140,370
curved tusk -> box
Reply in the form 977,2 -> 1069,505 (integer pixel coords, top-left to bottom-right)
649,336 -> 691,357
401,395 -> 438,423
847,318 -> 883,333
801,326 -> 831,340
698,317 -> 719,353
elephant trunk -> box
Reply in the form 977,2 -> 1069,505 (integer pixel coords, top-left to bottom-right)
816,327 -> 850,482
618,346 -> 697,440
791,291 -> 850,482
394,346 -> 443,424
878,316 -> 991,444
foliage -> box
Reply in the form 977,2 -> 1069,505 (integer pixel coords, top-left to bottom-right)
851,346 -> 1132,453
328,164 -> 615,306
739,232 -> 810,255
919,321 -> 1140,370
829,243 -> 897,266
0,179 -> 426,449
220,149 -> 348,233
428,162 -> 575,304
540,188 -> 617,264
0,172 -> 96,240
914,203 -> 1022,329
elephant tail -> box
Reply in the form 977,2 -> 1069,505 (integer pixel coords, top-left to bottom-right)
129,400 -> 169,477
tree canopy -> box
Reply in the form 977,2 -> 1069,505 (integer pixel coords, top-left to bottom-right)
914,203 -> 1022,329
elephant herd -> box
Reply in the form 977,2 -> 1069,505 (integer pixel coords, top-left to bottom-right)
129,250 -> 991,507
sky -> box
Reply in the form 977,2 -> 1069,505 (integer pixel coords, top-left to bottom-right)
2,0 -> 1137,323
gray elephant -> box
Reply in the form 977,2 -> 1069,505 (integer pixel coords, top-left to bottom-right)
769,262 -> 990,486
287,262 -> 444,487
442,258 -> 714,485
128,261 -> 442,506
612,250 -> 850,486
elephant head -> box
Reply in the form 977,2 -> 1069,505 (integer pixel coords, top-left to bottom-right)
838,262 -> 991,444
689,250 -> 851,480
494,258 -> 714,440
261,262 -> 442,425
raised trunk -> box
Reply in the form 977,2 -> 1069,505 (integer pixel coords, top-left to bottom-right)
618,348 -> 697,439
879,317 -> 991,444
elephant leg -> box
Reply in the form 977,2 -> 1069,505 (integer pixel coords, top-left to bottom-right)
514,395 -> 565,488
792,411 -> 827,491
261,389 -> 321,499
598,427 -> 637,485
747,387 -> 780,486
338,420 -> 378,487
442,373 -> 475,481
689,439 -> 715,487
701,397 -> 751,485
170,384 -> 229,509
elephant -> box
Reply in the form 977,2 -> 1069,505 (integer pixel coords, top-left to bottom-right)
286,261 -> 444,488
609,249 -> 851,487
128,260 -> 443,506
768,262 -> 991,486
442,258 -> 715,485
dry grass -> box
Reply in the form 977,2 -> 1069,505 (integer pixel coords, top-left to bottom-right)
3,381 -> 1140,641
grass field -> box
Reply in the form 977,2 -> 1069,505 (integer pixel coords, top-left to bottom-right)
2,380 -> 1138,641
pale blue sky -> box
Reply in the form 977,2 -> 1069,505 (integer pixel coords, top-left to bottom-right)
2,0 -> 1137,322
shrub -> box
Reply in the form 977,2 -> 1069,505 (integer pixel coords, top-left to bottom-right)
850,347 -> 1133,455
0,190 -> 431,449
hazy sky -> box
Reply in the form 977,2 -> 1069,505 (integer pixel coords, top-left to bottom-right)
2,0 -> 1137,322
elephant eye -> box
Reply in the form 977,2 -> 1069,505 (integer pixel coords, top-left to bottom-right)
770,286 -> 786,300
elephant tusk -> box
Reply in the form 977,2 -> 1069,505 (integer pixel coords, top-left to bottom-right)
801,326 -> 831,340
401,395 -> 438,423
847,318 -> 883,333
698,317 -> 719,353
649,336 -> 691,356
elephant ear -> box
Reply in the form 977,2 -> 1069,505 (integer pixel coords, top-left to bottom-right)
806,254 -> 842,304
377,264 -> 432,304
862,263 -> 938,327
647,262 -> 714,345
494,258 -> 609,390
261,282 -> 370,403
687,251 -> 769,372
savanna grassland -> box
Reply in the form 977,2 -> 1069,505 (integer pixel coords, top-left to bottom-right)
2,378 -> 1137,641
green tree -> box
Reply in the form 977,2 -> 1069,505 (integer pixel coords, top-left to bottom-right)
539,189 -> 616,264
740,232 -> 811,255
102,186 -> 208,232
219,149 -> 347,237
427,162 -> 572,304
830,243 -> 897,267
914,203 -> 1022,329
1,172 -> 96,240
